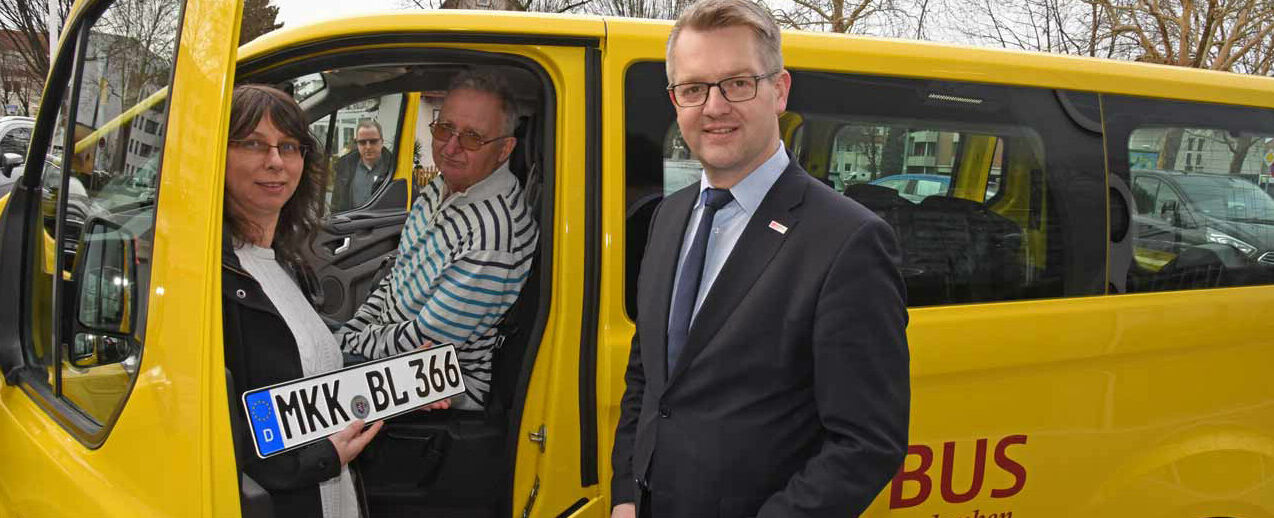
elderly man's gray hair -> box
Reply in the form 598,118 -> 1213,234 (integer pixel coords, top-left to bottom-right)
448,69 -> 519,136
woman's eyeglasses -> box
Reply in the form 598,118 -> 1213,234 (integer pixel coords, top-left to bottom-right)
229,139 -> 308,160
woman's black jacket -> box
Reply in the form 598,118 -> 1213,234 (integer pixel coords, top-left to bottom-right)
221,238 -> 363,518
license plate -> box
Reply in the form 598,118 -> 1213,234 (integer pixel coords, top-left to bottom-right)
241,344 -> 466,459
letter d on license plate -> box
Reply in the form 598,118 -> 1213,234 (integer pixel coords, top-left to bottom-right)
242,345 -> 466,459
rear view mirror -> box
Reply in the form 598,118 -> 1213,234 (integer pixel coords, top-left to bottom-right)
1,152 -> 23,178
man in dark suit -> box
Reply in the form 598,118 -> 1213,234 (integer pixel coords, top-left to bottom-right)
610,1 -> 910,517
331,119 -> 395,213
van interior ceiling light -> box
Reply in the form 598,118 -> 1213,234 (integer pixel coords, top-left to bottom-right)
927,93 -> 983,105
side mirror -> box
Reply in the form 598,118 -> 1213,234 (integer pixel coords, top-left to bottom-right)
64,217 -> 138,369
67,333 -> 132,369
1,152 -> 23,178
1160,200 -> 1182,225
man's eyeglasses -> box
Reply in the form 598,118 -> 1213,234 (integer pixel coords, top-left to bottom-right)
667,71 -> 780,107
355,138 -> 382,146
229,139 -> 308,160
429,121 -> 511,151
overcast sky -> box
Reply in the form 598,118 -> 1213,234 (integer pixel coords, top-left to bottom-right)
275,0 -> 404,28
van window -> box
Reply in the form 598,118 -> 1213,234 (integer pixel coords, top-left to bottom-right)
661,124 -> 697,194
21,0 -> 180,431
315,93 -> 405,214
623,62 -> 1106,313
1124,126 -> 1274,291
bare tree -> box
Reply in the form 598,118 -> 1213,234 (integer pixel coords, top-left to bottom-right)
1087,0 -> 1274,72
588,0 -> 683,18
401,0 -> 593,14
0,0 -> 72,110
953,0 -> 1274,73
0,34 -> 38,114
85,0 -> 179,173
771,0 -> 928,37
953,0 -> 1126,56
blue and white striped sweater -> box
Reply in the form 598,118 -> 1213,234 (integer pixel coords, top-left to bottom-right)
337,165 -> 536,409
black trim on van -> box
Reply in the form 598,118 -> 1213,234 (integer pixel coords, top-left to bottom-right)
238,32 -> 601,73
577,45 -> 602,488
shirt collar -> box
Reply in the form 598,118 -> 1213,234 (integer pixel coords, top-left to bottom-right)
695,142 -> 788,216
441,161 -> 515,205
358,157 -> 381,172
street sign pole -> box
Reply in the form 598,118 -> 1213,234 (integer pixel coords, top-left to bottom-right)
47,0 -> 57,62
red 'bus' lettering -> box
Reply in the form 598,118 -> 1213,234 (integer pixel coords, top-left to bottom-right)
890,444 -> 933,508
888,434 -> 1028,509
990,435 -> 1027,498
940,439 -> 987,504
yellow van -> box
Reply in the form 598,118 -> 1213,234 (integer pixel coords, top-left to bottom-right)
0,0 -> 1272,516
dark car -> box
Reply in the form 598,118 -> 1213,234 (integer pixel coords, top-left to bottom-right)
1130,169 -> 1274,285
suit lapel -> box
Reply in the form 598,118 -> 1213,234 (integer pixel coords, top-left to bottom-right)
648,186 -> 698,385
666,163 -> 809,387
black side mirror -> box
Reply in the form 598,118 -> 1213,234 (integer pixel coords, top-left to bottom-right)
1,152 -> 23,178
1160,200 -> 1182,226
64,217 -> 139,369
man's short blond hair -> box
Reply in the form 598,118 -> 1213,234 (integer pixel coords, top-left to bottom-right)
665,0 -> 783,83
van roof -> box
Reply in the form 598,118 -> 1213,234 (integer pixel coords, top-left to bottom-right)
234,10 -> 1274,110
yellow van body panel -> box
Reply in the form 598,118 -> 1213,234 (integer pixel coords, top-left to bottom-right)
2,7 -> 1273,518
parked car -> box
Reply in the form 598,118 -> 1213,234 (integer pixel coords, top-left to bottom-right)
1130,169 -> 1274,281
869,173 -> 951,203
0,116 -> 34,196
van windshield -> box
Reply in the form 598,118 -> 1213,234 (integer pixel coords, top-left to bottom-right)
1176,175 -> 1274,223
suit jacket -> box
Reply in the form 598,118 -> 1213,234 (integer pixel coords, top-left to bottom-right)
611,157 -> 910,518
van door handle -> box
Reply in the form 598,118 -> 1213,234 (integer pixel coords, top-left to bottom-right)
332,237 -> 351,255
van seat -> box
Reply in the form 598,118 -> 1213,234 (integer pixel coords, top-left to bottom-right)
899,196 -> 1024,305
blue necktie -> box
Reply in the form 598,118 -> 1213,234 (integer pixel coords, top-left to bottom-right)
667,188 -> 734,374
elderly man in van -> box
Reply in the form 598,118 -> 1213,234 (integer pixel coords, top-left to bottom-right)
337,69 -> 537,410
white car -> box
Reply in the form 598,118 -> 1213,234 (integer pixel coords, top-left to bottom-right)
0,116 -> 35,196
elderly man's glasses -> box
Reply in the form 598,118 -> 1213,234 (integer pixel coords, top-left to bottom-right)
229,139 -> 308,160
667,71 -> 780,107
429,121 -> 511,151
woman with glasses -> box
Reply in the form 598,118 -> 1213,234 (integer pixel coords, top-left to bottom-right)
221,84 -> 382,518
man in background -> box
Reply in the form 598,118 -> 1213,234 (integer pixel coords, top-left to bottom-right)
331,119 -> 395,212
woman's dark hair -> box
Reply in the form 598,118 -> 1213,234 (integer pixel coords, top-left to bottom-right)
225,84 -> 328,270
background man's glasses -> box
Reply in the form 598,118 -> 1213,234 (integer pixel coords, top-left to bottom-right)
229,139 -> 308,160
355,138 -> 382,146
429,121 -> 511,151
667,71 -> 780,107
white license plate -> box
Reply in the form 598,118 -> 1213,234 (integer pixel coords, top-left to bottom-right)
242,345 -> 466,458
